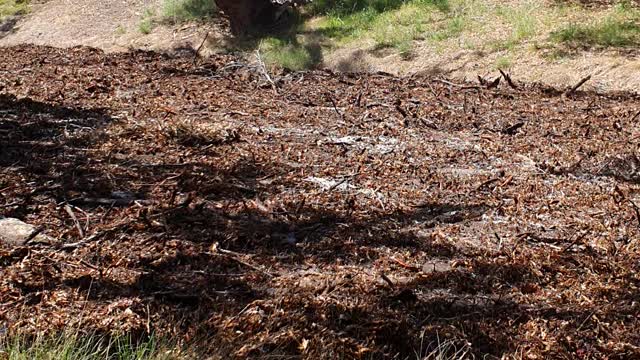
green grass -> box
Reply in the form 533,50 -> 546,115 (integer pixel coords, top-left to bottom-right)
551,3 -> 640,48
115,24 -> 126,36
231,0 -> 640,70
497,3 -> 538,42
0,0 -> 29,19
495,55 -> 512,70
260,37 -> 322,70
161,0 -> 217,23
313,0 -> 463,55
0,333 -> 186,360
139,9 -> 155,34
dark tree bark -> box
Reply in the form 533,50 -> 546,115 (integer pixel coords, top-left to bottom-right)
214,0 -> 310,35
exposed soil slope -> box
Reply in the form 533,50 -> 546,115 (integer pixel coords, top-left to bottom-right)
2,0 -> 640,93
1,45 -> 640,359
0,0 -> 219,53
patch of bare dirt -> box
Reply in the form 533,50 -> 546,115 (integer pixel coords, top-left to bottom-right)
326,44 -> 640,94
1,45 -> 640,359
0,0 -> 224,53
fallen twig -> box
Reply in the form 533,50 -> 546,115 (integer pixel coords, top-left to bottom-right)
23,225 -> 45,245
254,50 -> 276,92
486,76 -> 501,89
502,122 -> 525,135
499,69 -> 518,89
476,177 -> 500,191
193,32 -> 210,65
209,243 -> 275,277
326,93 -> 344,120
65,204 -> 84,238
380,273 -> 395,288
629,199 -> 640,228
0,201 -> 22,209
392,257 -> 420,272
565,75 -> 592,96
433,78 -> 481,90
562,231 -> 589,253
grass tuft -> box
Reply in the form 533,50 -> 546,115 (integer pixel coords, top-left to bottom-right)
161,0 -> 217,24
260,37 -> 321,70
115,24 -> 127,36
139,9 -> 156,34
551,3 -> 640,48
0,0 -> 29,19
0,333 -> 183,360
495,55 -> 512,70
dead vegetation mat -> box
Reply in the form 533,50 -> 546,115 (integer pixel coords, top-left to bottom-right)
1,45 -> 640,359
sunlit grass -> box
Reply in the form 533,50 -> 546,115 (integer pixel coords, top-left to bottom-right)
138,8 -> 156,34
0,333 -> 187,360
551,3 -> 640,48
260,37 -> 322,70
229,0 -> 640,69
161,0 -> 217,23
0,0 -> 28,19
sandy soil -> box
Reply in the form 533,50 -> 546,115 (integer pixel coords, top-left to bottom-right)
0,0 -> 222,53
325,41 -> 640,93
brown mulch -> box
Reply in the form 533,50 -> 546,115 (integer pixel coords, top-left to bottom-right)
1,44 -> 640,359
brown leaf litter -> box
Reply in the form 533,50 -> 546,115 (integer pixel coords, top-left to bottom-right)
1,45 -> 640,359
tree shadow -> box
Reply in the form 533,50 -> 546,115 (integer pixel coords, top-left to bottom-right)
0,94 -> 111,166
0,14 -> 21,40
0,94 -> 113,218
0,88 -> 495,355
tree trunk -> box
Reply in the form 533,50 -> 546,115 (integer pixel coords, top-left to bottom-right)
214,0 -> 278,35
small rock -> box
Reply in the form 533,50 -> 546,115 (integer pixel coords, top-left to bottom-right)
422,260 -> 452,274
0,217 -> 52,247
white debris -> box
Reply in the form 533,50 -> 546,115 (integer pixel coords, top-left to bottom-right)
305,177 -> 384,200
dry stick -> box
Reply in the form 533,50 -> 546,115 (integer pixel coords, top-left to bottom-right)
562,231 -> 589,253
392,257 -> 420,272
193,32 -> 210,65
631,109 -> 640,122
476,177 -> 500,191
499,69 -> 518,89
59,232 -> 103,251
23,225 -> 45,245
628,199 -> 640,228
65,204 -> 84,238
326,93 -> 344,120
59,218 -> 133,250
0,201 -> 21,208
565,75 -> 592,96
210,244 -> 275,277
433,78 -> 480,90
327,172 -> 360,192
380,273 -> 395,288
486,76 -> 501,89
254,50 -> 276,91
